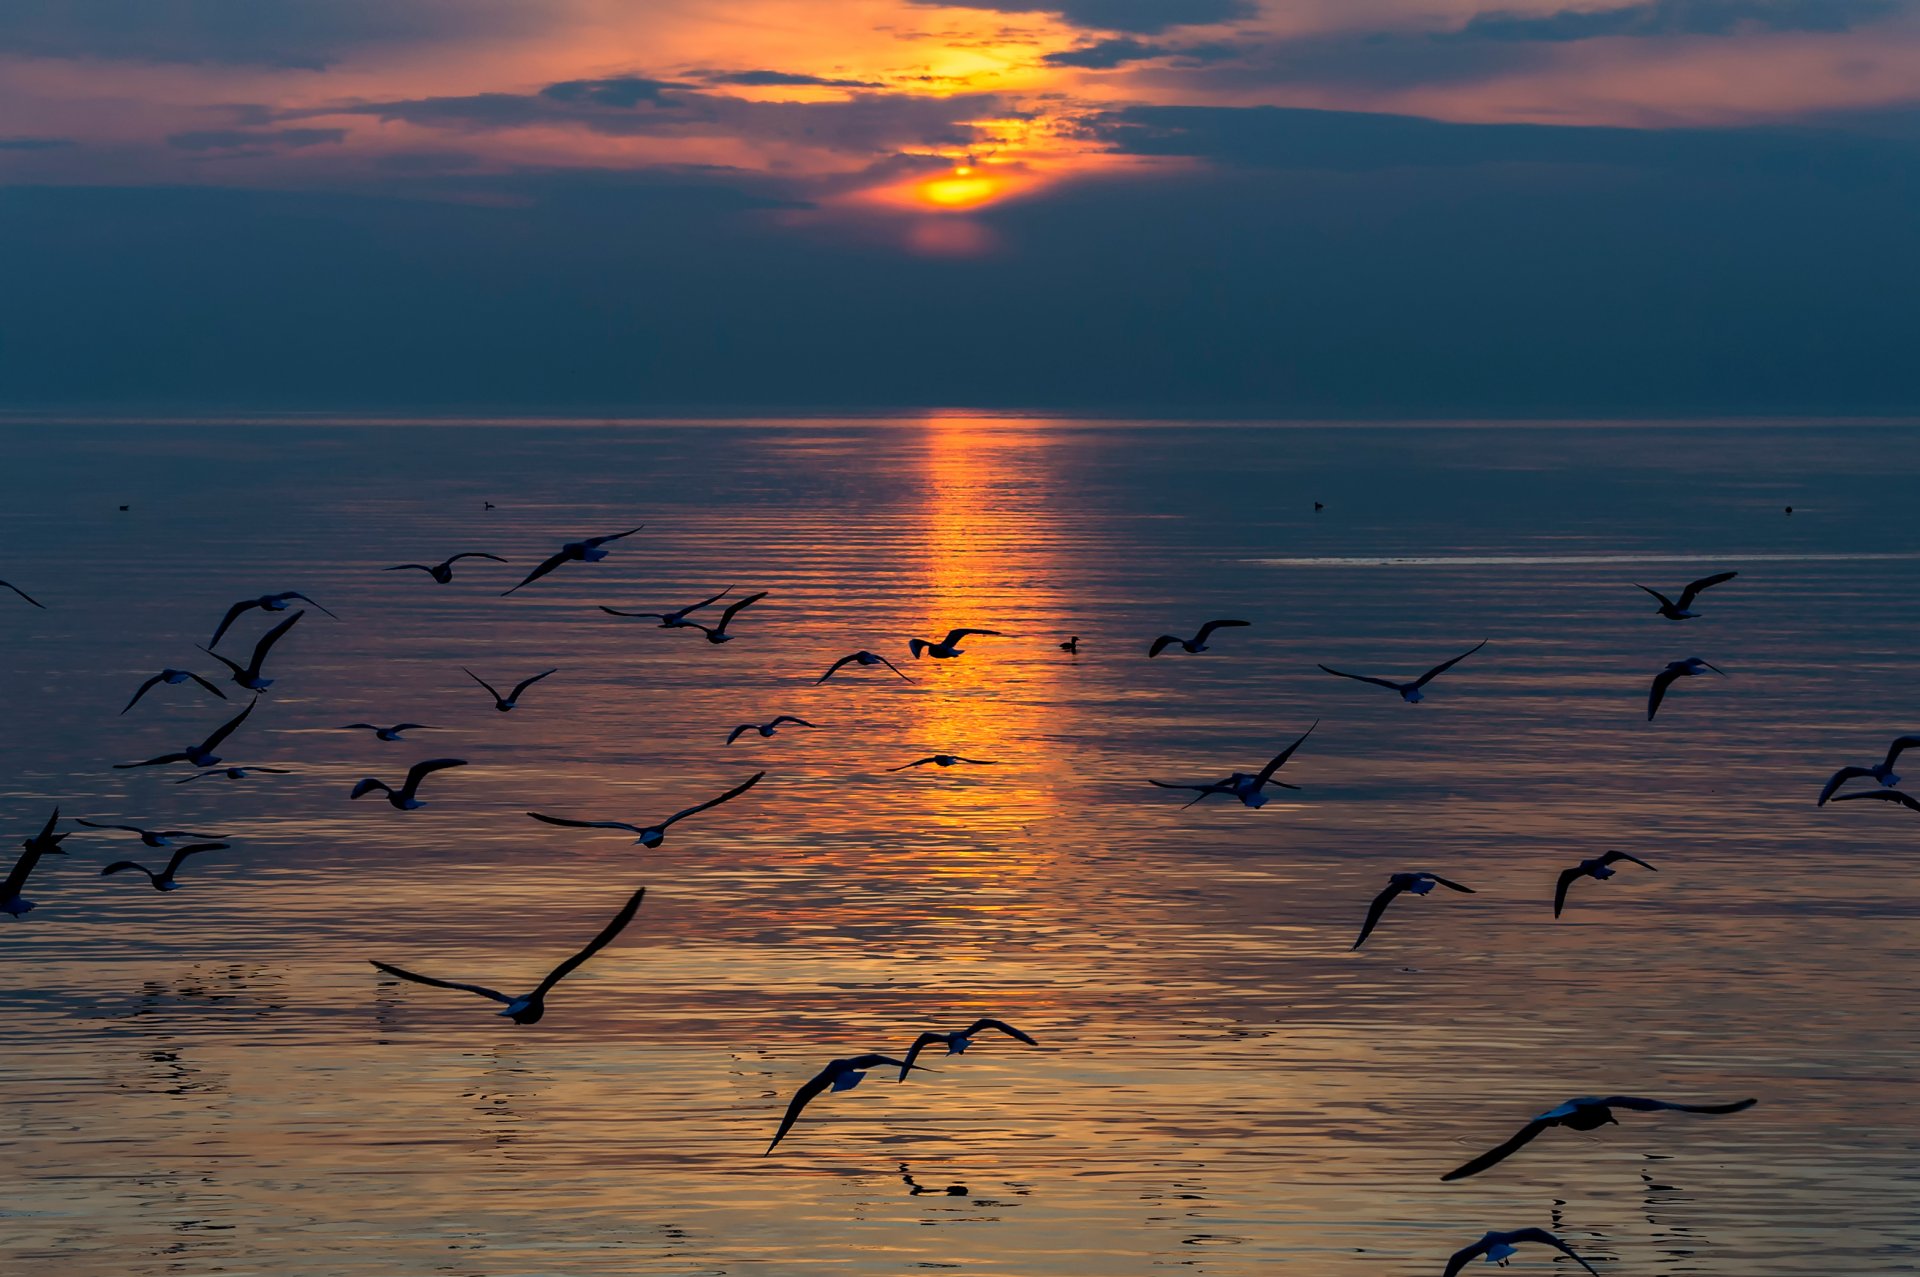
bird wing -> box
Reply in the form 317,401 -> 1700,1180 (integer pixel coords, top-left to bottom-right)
117,753 -> 191,769
76,820 -> 141,834
1600,1095 -> 1757,1114
766,1070 -> 835,1154
1636,584 -> 1677,609
817,653 -> 859,682
530,886 -> 645,1000
401,757 -> 468,797
392,723 -> 430,732
581,525 -> 645,549
0,578 -> 45,608
769,716 -> 815,728
1832,789 -> 1920,811
1192,619 -> 1251,644
1440,1118 -> 1552,1180
940,628 -> 1002,646
386,564 -> 434,574
121,674 -> 167,715
198,698 -> 258,752
1553,865 -> 1583,918
199,645 -> 244,677
1440,1238 -> 1494,1277
281,593 -> 337,619
341,723 -> 381,732
509,668 -> 559,700
600,606 -> 666,618
187,672 -> 228,699
100,860 -> 150,879
1253,721 -> 1319,787
717,591 -> 768,627
899,1033 -> 947,1080
1882,735 -> 1920,770
1676,570 -> 1738,610
680,586 -> 733,614
660,771 -> 766,828
207,599 -> 254,648
462,668 -> 503,700
726,724 -> 753,745
447,553 -> 507,565
501,549 -> 571,595
1427,875 -> 1475,893
1504,1229 -> 1598,1277
1352,880 -> 1408,949
1146,635 -> 1179,658
889,758 -> 938,771
1411,639 -> 1488,689
1318,664 -> 1404,692
1647,666 -> 1684,720
527,812 -> 645,835
874,653 -> 913,680
963,1018 -> 1037,1045
247,609 -> 303,674
163,842 -> 228,878
369,960 -> 513,1004
1598,850 -> 1657,872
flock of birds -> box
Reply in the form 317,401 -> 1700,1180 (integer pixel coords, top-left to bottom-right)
0,545 -> 1893,1274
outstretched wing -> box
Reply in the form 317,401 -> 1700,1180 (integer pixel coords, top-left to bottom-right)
462,668 -> 503,700
527,812 -> 645,835
1597,850 -> 1657,872
116,753 -> 191,770
769,716 -> 815,729
187,672 -> 228,699
1553,865 -> 1583,918
199,698 -> 258,753
281,592 -> 336,619
899,1033 -> 947,1080
530,886 -> 646,1001
386,564 -> 434,575
121,674 -> 167,715
76,819 -> 141,835
446,552 -> 507,565
1504,1229 -> 1598,1277
766,1070 -> 834,1154
1675,570 -> 1738,610
369,960 -> 513,1005
1440,1118 -> 1552,1180
817,653 -> 859,682
873,653 -> 912,680
1636,583 -> 1677,609
889,758 -> 938,772
1411,639 -> 1488,689
1427,875 -> 1475,893
1318,664 -> 1404,692
1191,619 -> 1250,645
1600,1095 -> 1756,1115
940,627 -> 1002,646
1146,634 -> 1179,658
1882,735 -> 1920,771
402,757 -> 468,794
1253,721 -> 1319,787
509,668 -> 559,700
1440,1237 -> 1495,1277
1832,789 -> 1920,811
0,578 -> 45,608
726,724 -> 754,745
501,549 -> 571,596
963,1017 -> 1037,1045
718,591 -> 768,626
100,860 -> 150,880
660,771 -> 766,829
248,609 -> 304,671
581,525 -> 645,549
163,842 -> 228,878
1647,666 -> 1684,720
600,606 -> 666,619
1352,880 -> 1408,949
207,599 -> 254,648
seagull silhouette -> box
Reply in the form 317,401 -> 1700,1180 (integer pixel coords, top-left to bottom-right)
1442,1096 -> 1756,1181
1555,850 -> 1656,917
601,586 -> 732,628
385,552 -> 507,584
765,1054 -> 926,1154
1647,657 -> 1727,720
1636,570 -> 1738,620
207,592 -> 333,648
0,578 -> 45,609
528,772 -> 765,848
1353,872 -> 1475,949
726,715 -> 816,744
101,842 -> 229,892
350,758 -> 468,810
175,766 -> 292,784
122,668 -> 227,714
371,886 -> 645,1024
888,754 -> 997,771
340,722 -> 432,742
684,591 -> 767,644
74,819 -> 228,848
1830,789 -> 1920,814
1440,1228 -> 1599,1277
1817,735 -> 1920,805
897,1018 -> 1037,1080
2,808 -> 68,917
501,525 -> 644,595
1148,721 -> 1316,809
818,650 -> 913,683
1147,619 -> 1249,658
115,698 -> 258,770
1320,640 -> 1488,703
202,610 -> 302,691
908,627 -> 1004,660
464,667 -> 557,712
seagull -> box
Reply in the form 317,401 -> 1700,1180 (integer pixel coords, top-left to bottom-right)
1442,1096 -> 1757,1181
1816,735 -> 1920,805
897,1018 -> 1037,1080
1646,657 -> 1727,720
765,1054 -> 925,1154
501,525 -> 644,595
2,809 -> 68,917
726,716 -> 816,744
350,758 -> 468,810
818,650 -> 913,683
202,610 -> 302,691
1148,721 -> 1316,809
385,552 -> 507,584
1320,640 -> 1488,703
1353,872 -> 1475,949
528,772 -> 765,848
207,592 -> 333,648
74,819 -> 228,848
1440,1228 -> 1599,1276
1147,619 -> 1249,658
175,766 -> 292,784
371,886 -> 644,1024
601,586 -> 732,628
464,667 -> 557,712
101,842 -> 229,892
122,668 -> 228,714
685,591 -> 768,644
888,754 -> 997,771
340,722 -> 432,742
1830,789 -> 1920,814
1060,636 -> 1079,654
1555,850 -> 1657,917
1637,570 -> 1737,620
907,627 -> 1004,660
1,578 -> 46,609
115,698 -> 257,770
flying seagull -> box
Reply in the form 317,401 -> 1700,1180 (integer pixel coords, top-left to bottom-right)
175,766 -> 292,784
528,772 -> 765,848
897,1018 -> 1037,1080
101,842 -> 229,892
908,627 -> 1004,660
501,525 -> 644,595
385,552 -> 507,584
888,754 -> 997,772
1353,872 -> 1475,949
1148,721 -> 1316,809
1647,657 -> 1727,720
818,650 -> 913,683
1320,640 -> 1488,704
207,592 -> 333,649
464,667 -> 558,712
1147,619 -> 1249,658
122,668 -> 228,715
1637,570 -> 1737,620
115,698 -> 258,770
1555,850 -> 1656,917
340,722 -> 432,742
1,578 -> 46,609
685,591 -> 768,644
350,758 -> 468,810
202,610 -> 303,691
765,1054 -> 925,1154
2,808 -> 68,917
601,586 -> 732,628
1816,735 -> 1920,805
74,819 -> 228,848
1442,1095 -> 1757,1181
1831,789 -> 1920,814
727,716 -> 816,744
371,886 -> 644,1024
1440,1228 -> 1599,1277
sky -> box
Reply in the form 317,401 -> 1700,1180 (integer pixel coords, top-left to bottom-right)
2,0 -> 1918,415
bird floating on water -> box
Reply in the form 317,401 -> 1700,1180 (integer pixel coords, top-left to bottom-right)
122,668 -> 227,714
202,610 -> 302,691
601,586 -> 732,628
1554,850 -> 1657,917
1147,619 -> 1249,658
74,819 -> 228,848
897,1018 -> 1037,1080
2,808 -> 68,917
528,772 -> 765,848
1320,640 -> 1488,704
350,758 -> 468,810
819,650 -> 913,683
102,842 -> 229,892
115,698 -> 257,770
1353,872 -> 1475,949
371,886 -> 644,1024
175,766 -> 292,784
502,525 -> 644,595
464,667 -> 557,712
1060,636 -> 1079,654
1816,735 -> 1920,805
1442,1095 -> 1756,1181
1440,1228 -> 1599,1276
1149,721 -> 1316,809
766,1054 -> 925,1154
1646,657 -> 1727,720
908,627 -> 1004,660
888,754 -> 997,772
1637,570 -> 1737,620
0,578 -> 45,609
385,552 -> 507,584
726,716 -> 816,744
207,592 -> 333,649
340,722 -> 432,742
685,591 -> 767,644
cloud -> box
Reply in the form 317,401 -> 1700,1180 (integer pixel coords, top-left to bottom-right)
1455,0 -> 1904,42
1042,35 -> 1237,67
0,137 -> 73,150
167,127 -> 348,151
695,69 -> 885,88
907,0 -> 1254,35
